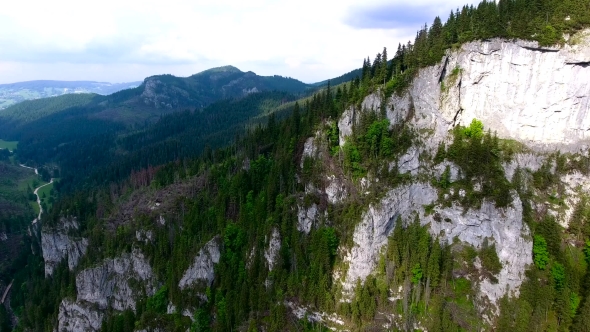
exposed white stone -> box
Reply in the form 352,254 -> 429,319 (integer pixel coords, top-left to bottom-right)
427,192 -> 533,304
433,161 -> 461,182
135,229 -> 154,243
503,153 -> 545,181
342,183 -> 438,291
397,146 -> 421,175
325,174 -> 347,204
286,301 -> 346,329
341,178 -> 532,306
167,303 -> 177,314
362,93 -> 381,112
264,228 -> 281,271
179,237 -> 221,289
0,233 -> 7,241
57,299 -> 104,332
301,136 -> 319,168
338,108 -> 354,147
297,204 -> 318,234
183,309 -> 195,321
42,217 -> 88,277
561,171 -> 590,227
440,34 -> 590,149
75,249 -> 156,311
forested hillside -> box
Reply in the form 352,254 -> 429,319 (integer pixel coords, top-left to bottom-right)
1,0 -> 590,331
0,80 -> 141,110
0,66 -> 310,138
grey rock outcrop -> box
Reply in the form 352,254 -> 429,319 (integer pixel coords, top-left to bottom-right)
264,228 -> 281,271
561,171 -> 590,227
179,236 -> 221,289
426,193 -> 533,303
325,174 -> 348,204
342,183 -> 438,291
42,217 -> 88,277
335,30 -> 582,303
56,300 -> 103,332
341,183 -> 533,305
440,33 -> 590,149
503,153 -> 545,181
297,204 -> 318,234
397,146 -> 421,175
76,249 -> 156,311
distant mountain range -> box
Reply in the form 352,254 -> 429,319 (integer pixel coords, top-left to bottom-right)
0,66 -> 313,133
0,80 -> 142,110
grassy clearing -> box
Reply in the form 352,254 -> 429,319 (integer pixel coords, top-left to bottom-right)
0,139 -> 18,151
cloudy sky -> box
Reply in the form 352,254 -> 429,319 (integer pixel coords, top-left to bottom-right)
0,0 -> 478,84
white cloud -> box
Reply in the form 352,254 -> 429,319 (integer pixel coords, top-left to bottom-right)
0,0 -> 481,84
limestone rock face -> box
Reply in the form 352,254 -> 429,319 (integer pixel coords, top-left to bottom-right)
426,193 -> 533,304
179,237 -> 221,289
41,217 -> 88,277
503,153 -> 545,181
264,228 -> 281,271
342,183 -> 438,291
561,171 -> 590,227
441,34 -> 590,149
334,32 -> 589,305
397,146 -> 421,175
75,249 -> 157,311
56,299 -> 104,332
298,204 -> 318,234
338,108 -> 354,147
56,249 -> 155,331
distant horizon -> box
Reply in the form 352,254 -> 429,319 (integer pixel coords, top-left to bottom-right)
0,64 -> 351,86
0,0 -> 479,84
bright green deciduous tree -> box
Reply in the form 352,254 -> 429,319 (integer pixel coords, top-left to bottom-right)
533,235 -> 549,270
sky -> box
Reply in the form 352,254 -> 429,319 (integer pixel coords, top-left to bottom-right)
0,0 -> 479,84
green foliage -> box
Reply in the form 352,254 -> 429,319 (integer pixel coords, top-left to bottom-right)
411,263 -> 423,284
7,1 -> 590,330
584,241 -> 590,263
551,263 -> 566,291
533,235 -> 550,270
342,141 -> 365,179
0,93 -> 97,130
326,122 -> 339,156
570,292 -> 581,318
444,120 -> 512,207
146,286 -> 169,314
190,309 -> 211,332
438,165 -> 452,189
479,242 -> 502,276
462,119 -> 484,139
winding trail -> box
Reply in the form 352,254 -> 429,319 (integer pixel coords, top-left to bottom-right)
1,280 -> 13,304
19,164 -> 52,224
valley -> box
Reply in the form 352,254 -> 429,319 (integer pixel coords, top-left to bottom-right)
1,0 -> 590,331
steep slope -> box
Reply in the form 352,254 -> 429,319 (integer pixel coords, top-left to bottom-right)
22,30 -> 590,331
0,66 -> 310,138
4,0 -> 590,329
126,66 -> 310,111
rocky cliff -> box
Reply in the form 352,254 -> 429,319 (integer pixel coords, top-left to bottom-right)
41,217 -> 88,277
42,30 -> 590,331
326,30 -> 589,320
56,249 -> 157,331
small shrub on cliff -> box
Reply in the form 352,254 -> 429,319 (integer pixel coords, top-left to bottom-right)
480,242 -> 502,275
533,235 -> 550,270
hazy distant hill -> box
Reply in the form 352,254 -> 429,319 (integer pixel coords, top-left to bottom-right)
115,65 -> 311,110
0,66 -> 312,133
0,80 -> 141,109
